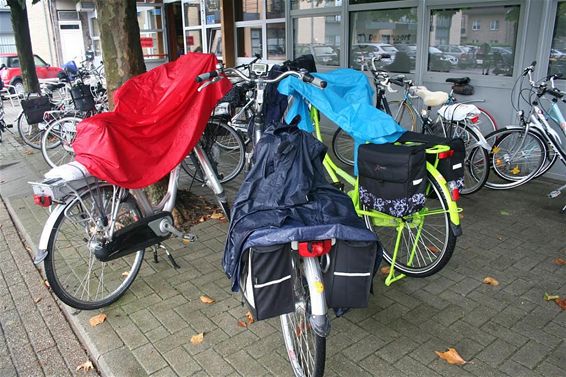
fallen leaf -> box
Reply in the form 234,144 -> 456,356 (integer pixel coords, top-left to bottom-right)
246,311 -> 255,325
34,297 -> 42,304
199,295 -> 215,304
23,150 -> 34,155
199,216 -> 205,223
510,166 -> 521,175
89,313 -> 107,327
237,320 -> 248,328
435,348 -> 468,365
427,245 -> 440,254
44,280 -> 50,288
500,210 -> 510,216
210,213 -> 224,220
556,298 -> 566,310
553,258 -> 566,266
76,360 -> 94,372
121,271 -> 129,278
492,146 -> 501,154
380,266 -> 391,275
496,235 -> 504,241
544,292 -> 560,301
483,277 -> 500,286
190,332 -> 204,345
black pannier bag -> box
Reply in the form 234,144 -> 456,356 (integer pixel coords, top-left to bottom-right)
358,142 -> 427,217
398,131 -> 465,193
21,95 -> 51,124
71,83 -> 96,112
240,244 -> 295,321
452,84 -> 474,96
323,240 -> 379,309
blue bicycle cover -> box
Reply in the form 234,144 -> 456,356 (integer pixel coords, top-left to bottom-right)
278,68 -> 406,174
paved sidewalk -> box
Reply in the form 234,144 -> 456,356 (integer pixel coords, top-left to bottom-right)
0,200 -> 99,377
1,105 -> 565,376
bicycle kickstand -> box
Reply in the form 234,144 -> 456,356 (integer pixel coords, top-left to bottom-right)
158,243 -> 181,269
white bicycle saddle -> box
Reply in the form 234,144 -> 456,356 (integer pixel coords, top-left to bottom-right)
438,103 -> 480,121
411,86 -> 449,107
44,161 -> 92,181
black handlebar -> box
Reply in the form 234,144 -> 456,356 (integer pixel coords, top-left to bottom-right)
303,73 -> 327,88
196,70 -> 219,83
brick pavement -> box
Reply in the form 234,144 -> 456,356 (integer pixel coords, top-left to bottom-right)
1,105 -> 565,376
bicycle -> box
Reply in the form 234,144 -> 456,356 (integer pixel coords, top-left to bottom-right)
485,62 -> 566,212
198,65 -> 331,377
29,55 -> 231,310
312,106 -> 462,285
0,97 -> 13,142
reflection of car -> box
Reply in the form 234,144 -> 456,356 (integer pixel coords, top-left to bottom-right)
352,43 -> 398,64
0,53 -> 62,94
491,46 -> 513,56
550,49 -> 566,59
429,46 -> 458,66
295,43 -> 339,66
437,45 -> 474,66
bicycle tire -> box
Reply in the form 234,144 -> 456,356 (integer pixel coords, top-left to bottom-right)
450,123 -> 489,195
182,119 -> 245,183
389,100 -> 419,132
41,116 -> 81,168
364,172 -> 457,277
331,127 -> 354,166
476,107 -> 498,135
17,112 -> 45,149
44,185 -> 144,310
280,252 -> 326,377
484,128 -> 547,190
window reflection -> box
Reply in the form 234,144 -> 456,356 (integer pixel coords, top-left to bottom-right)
549,2 -> 566,77
267,23 -> 286,60
429,6 -> 519,76
183,0 -> 201,27
291,0 -> 342,10
237,27 -> 263,57
294,16 -> 341,68
235,0 -> 264,21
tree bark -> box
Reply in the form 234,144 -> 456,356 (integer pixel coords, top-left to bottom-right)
94,0 -> 146,110
7,0 -> 40,93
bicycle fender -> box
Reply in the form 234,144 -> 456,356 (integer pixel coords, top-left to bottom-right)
35,203 -> 66,264
426,162 -> 461,228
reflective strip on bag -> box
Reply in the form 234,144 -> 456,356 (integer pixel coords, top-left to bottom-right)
334,272 -> 371,277
253,275 -> 291,289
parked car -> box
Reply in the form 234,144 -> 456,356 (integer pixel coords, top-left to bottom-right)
295,43 -> 340,66
0,53 -> 62,94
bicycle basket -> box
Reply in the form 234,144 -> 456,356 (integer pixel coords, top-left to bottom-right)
71,83 -> 96,112
218,85 -> 247,108
21,95 -> 51,124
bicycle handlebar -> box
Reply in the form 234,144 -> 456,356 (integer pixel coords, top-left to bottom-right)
196,70 -> 219,83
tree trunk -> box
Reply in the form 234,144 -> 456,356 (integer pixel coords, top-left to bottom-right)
94,0 -> 146,110
93,0 -> 172,216
7,0 -> 40,93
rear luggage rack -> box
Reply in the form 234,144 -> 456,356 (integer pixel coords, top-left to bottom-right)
29,176 -> 98,204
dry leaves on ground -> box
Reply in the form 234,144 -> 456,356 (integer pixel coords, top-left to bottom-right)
553,257 -> 566,266
427,245 -> 440,254
199,295 -> 215,304
89,313 -> 107,327
483,277 -> 500,286
76,360 -> 94,372
380,266 -> 391,275
238,311 -> 255,328
544,292 -> 560,301
34,297 -> 42,304
435,348 -> 468,365
44,280 -> 50,289
191,332 -> 204,345
210,213 -> 224,220
555,298 -> 566,310
121,271 -> 129,278
237,320 -> 248,328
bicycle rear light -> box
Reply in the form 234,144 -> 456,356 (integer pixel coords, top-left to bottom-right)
298,240 -> 332,258
33,195 -> 52,207
451,188 -> 460,201
468,114 -> 480,124
438,149 -> 454,159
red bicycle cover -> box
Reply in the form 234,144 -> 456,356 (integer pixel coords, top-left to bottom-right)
73,53 -> 231,189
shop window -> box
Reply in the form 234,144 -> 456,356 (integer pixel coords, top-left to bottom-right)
349,8 -> 418,73
549,2 -> 566,77
237,27 -> 263,57
235,0 -> 263,21
138,4 -> 167,61
184,0 -> 201,27
205,0 -> 221,24
185,29 -> 203,53
294,16 -> 340,68
267,23 -> 285,60
292,0 -> 342,10
429,6 -> 519,77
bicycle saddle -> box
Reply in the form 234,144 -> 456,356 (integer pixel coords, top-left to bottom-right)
437,103 -> 480,121
45,82 -> 67,91
411,86 -> 449,107
445,77 -> 470,85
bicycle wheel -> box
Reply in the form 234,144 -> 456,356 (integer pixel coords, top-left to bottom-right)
41,116 -> 81,168
17,112 -> 46,149
182,119 -> 245,183
389,100 -> 419,132
280,252 -> 326,377
331,128 -> 354,166
44,185 -> 144,310
364,172 -> 457,277
450,123 -> 489,195
485,128 -> 547,190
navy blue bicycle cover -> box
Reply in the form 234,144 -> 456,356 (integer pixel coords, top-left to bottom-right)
223,123 -> 379,292
277,68 -> 406,174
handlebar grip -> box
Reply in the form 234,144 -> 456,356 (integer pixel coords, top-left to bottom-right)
303,73 -> 327,89
196,70 -> 219,83
531,61 -> 537,67
390,78 -> 405,87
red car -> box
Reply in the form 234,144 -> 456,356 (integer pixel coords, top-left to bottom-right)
0,53 -> 62,94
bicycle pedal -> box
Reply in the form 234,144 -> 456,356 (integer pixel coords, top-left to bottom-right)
548,190 -> 561,199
